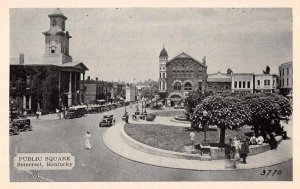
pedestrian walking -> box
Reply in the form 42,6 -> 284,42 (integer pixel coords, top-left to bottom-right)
61,105 -> 66,118
56,108 -> 61,119
232,136 -> 241,159
239,139 -> 250,164
228,138 -> 237,169
189,132 -> 195,146
83,131 -> 92,150
229,138 -> 236,160
36,109 -> 40,119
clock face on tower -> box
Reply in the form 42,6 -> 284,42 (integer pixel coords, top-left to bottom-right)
51,19 -> 57,26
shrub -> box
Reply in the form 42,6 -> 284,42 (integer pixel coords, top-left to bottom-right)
146,114 -> 156,121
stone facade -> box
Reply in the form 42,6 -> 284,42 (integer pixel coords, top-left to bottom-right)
165,52 -> 207,106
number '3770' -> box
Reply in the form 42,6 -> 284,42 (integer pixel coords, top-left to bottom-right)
260,170 -> 282,177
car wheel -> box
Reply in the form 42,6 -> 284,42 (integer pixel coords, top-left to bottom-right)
25,127 -> 30,131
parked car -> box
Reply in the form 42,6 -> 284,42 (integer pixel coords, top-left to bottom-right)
9,122 -> 20,136
65,107 -> 86,119
99,115 -> 116,127
12,116 -> 32,132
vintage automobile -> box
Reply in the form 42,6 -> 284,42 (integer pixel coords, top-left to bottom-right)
99,115 -> 116,127
12,116 -> 32,132
65,107 -> 86,119
9,122 -> 20,136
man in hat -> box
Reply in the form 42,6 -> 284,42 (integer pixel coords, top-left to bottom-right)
239,138 -> 250,164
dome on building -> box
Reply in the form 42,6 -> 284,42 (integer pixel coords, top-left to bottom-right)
48,8 -> 67,19
52,8 -> 64,15
159,47 -> 168,57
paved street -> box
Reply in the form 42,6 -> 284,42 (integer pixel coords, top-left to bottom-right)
10,105 -> 292,181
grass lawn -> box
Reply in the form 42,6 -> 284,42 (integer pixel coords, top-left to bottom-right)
124,124 -> 252,153
152,110 -> 185,117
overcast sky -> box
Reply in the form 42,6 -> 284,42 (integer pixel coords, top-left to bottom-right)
10,8 -> 292,82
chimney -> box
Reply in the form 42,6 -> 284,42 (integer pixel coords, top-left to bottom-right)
96,77 -> 98,81
19,53 -> 24,65
87,76 -> 90,81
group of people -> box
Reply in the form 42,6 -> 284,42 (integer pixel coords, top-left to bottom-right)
55,105 -> 67,119
228,135 -> 250,164
228,132 -> 279,164
250,133 -> 278,150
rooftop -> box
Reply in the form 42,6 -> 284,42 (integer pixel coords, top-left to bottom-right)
159,47 -> 168,57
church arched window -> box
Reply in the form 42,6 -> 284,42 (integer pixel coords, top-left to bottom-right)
174,82 -> 181,90
184,82 -> 192,91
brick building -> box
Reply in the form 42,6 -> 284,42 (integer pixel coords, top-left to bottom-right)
158,47 -> 207,106
80,78 -> 125,104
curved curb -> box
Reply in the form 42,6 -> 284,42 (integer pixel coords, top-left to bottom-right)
103,122 -> 292,171
121,123 -> 283,160
169,117 -> 190,124
120,123 -> 208,160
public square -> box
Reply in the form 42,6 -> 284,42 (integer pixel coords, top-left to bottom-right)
8,8 -> 293,182
9,104 -> 293,182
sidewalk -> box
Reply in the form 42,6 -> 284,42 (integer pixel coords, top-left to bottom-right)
103,119 -> 293,171
28,113 -> 61,121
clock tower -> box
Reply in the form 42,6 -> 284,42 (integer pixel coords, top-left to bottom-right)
42,8 -> 73,65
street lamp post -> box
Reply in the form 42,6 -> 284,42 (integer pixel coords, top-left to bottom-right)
141,100 -> 144,113
202,110 -> 208,141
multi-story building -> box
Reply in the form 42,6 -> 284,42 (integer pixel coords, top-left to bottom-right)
207,72 -> 231,94
10,9 -> 88,113
279,61 -> 293,96
231,73 -> 254,93
81,78 -> 125,103
254,74 -> 277,93
158,47 -> 207,106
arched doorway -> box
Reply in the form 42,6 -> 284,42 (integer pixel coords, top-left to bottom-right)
170,94 -> 182,107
